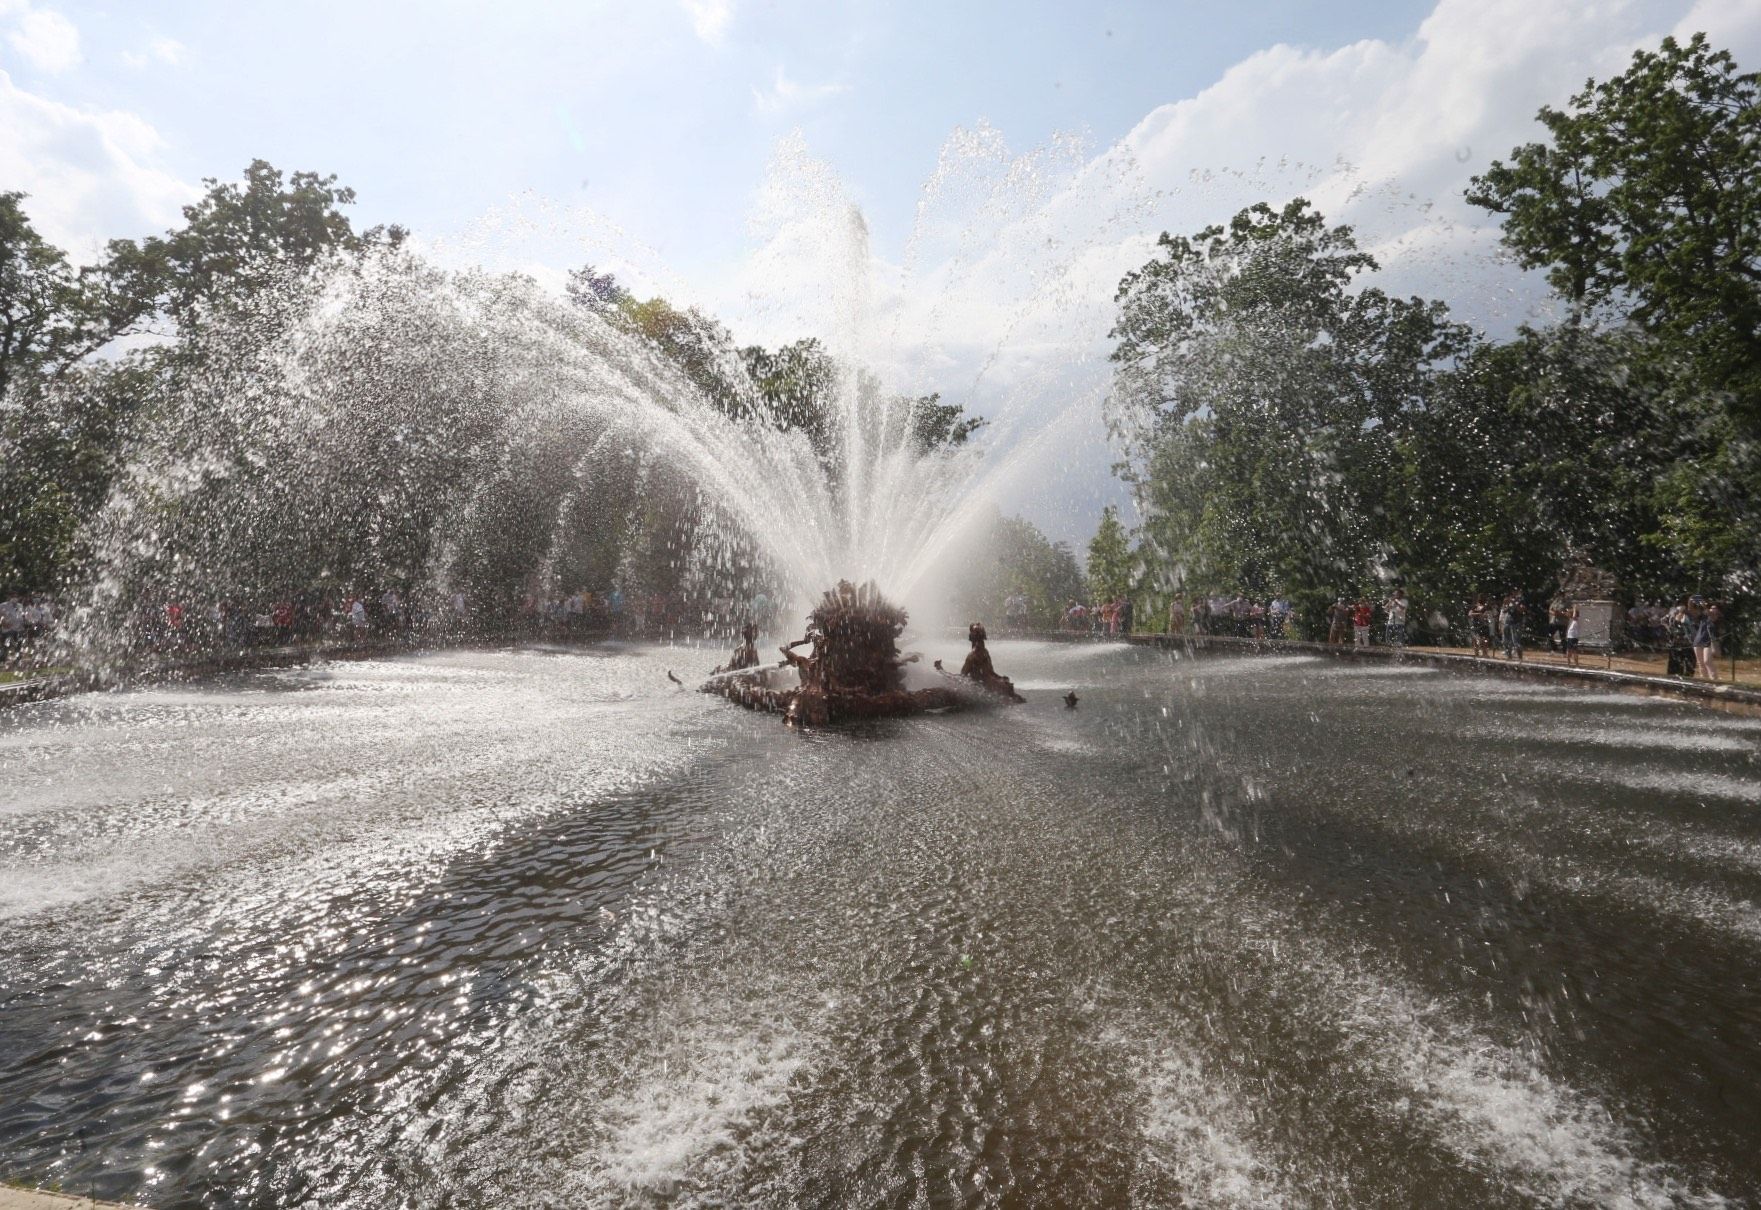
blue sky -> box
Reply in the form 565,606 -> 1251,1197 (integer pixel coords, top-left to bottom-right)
9,1 -> 1424,269
5,0 -> 1760,540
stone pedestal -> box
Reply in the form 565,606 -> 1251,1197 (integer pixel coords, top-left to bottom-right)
1575,599 -> 1622,648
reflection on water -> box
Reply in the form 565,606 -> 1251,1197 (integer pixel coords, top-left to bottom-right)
1,641 -> 1757,1207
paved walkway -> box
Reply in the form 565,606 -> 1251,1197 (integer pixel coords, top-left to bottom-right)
0,1189 -> 137,1210
1012,630 -> 1761,715
1423,642 -> 1760,689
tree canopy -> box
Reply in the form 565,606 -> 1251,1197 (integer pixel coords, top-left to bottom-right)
1110,199 -> 1468,613
99,159 -> 406,336
1467,34 -> 1761,422
0,192 -> 89,398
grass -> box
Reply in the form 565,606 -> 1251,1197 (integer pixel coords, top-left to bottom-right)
0,667 -> 70,685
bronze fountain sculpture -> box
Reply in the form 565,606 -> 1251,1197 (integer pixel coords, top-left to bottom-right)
702,580 -> 1022,726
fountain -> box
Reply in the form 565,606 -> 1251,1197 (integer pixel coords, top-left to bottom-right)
702,580 -> 1022,725
16,119 -> 1748,1210
36,130 -> 1184,681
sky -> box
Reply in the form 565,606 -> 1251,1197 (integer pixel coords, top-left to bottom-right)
5,0 -> 1761,541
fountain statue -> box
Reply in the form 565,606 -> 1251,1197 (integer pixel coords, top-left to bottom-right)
941,620 -> 1024,702
703,580 -> 1022,726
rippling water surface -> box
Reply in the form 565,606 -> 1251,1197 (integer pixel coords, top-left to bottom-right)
2,641 -> 1759,1207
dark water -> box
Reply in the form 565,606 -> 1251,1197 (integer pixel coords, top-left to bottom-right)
1,641 -> 1758,1207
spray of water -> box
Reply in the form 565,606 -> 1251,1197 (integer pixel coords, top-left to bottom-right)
59,127 -> 1514,668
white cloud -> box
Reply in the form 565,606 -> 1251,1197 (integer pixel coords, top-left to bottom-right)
122,35 -> 188,69
711,0 -> 1761,540
4,3 -> 80,74
0,66 -> 195,258
750,66 -> 850,116
1672,0 -> 1761,48
681,0 -> 732,44
729,0 -> 1761,368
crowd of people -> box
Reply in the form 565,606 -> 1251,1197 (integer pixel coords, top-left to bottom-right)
0,593 -> 58,662
1163,593 -> 1298,640
1028,583 -> 1734,685
1,580 -> 793,670
1319,591 -> 1413,648
1626,596 -> 1727,681
517,589 -> 624,634
1059,596 -> 1137,636
1,577 -> 1738,689
137,587 -> 440,652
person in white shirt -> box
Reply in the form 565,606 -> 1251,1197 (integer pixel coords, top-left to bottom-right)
1385,590 -> 1409,647
1268,596 -> 1290,639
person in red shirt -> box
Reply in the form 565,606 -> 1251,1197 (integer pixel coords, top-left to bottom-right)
1352,599 -> 1373,646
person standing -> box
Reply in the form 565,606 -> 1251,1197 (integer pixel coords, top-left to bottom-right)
1385,589 -> 1409,648
1327,598 -> 1349,645
1546,597 -> 1570,652
1117,596 -> 1134,636
1228,593 -> 1249,638
1691,597 -> 1717,682
0,594 -> 21,661
1564,602 -> 1583,667
1268,594 -> 1290,640
1666,598 -> 1693,677
1500,592 -> 1525,661
1167,596 -> 1187,636
165,601 -> 187,653
1352,599 -> 1373,647
23,594 -> 50,643
1468,595 -> 1493,658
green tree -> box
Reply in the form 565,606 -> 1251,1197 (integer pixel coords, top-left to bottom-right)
565,263 -> 631,313
0,192 -> 88,398
0,198 -> 162,591
1,165 -> 407,595
1466,34 -> 1761,418
740,337 -> 839,454
1109,200 -> 1469,619
1469,34 -> 1761,597
1085,505 -> 1134,601
1382,326 -> 1685,630
907,392 -> 985,452
98,159 -> 406,334
951,512 -> 1085,625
